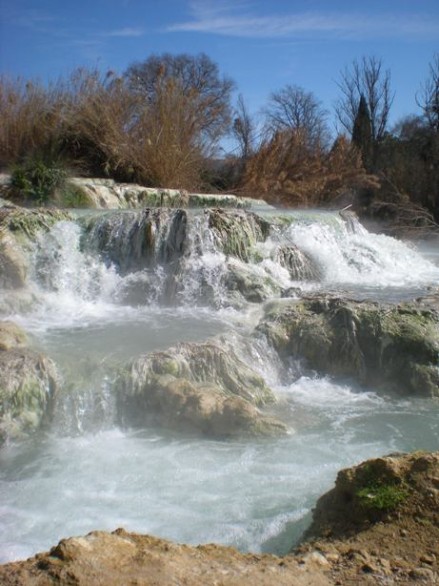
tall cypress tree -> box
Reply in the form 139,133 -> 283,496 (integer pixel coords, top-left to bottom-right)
352,94 -> 373,170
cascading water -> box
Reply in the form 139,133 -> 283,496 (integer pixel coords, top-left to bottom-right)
1,208 -> 439,563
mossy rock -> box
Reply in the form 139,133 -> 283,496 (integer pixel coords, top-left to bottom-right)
223,260 -> 282,304
0,207 -> 71,242
208,209 -> 270,262
258,296 -> 439,396
0,207 -> 71,291
0,348 -> 59,445
58,182 -> 97,208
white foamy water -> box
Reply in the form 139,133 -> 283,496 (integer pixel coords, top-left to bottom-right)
284,217 -> 439,288
1,392 -> 437,563
1,209 -> 438,563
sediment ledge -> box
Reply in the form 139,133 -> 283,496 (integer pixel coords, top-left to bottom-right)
1,451 -> 437,585
0,174 -> 271,210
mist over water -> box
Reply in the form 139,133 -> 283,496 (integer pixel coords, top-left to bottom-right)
1,208 -> 438,563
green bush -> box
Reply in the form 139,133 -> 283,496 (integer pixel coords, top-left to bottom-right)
11,159 -> 67,204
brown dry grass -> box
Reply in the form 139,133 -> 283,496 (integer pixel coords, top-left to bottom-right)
0,76 -> 67,167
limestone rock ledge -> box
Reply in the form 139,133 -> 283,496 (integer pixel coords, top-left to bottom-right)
1,451 -> 438,585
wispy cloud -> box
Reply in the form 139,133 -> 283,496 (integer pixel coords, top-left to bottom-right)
6,6 -> 63,35
100,27 -> 145,38
5,6 -> 145,41
167,0 -> 439,40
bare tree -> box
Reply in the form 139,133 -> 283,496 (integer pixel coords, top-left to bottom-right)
264,84 -> 329,150
124,53 -> 235,149
335,56 -> 394,144
417,53 -> 439,132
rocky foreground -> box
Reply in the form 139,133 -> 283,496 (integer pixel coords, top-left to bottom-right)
0,451 -> 438,585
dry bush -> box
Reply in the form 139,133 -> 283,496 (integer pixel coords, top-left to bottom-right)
60,68 -> 138,179
127,77 -> 204,189
368,174 -> 439,237
240,131 -> 378,207
318,136 -> 380,204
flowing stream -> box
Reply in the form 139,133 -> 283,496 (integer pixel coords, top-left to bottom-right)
1,208 -> 439,563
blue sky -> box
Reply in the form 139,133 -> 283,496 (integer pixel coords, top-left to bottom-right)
1,0 -> 438,150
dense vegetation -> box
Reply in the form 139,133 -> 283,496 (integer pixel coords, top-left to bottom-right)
0,52 -> 438,233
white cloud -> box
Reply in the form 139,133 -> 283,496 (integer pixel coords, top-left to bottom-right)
167,1 -> 439,40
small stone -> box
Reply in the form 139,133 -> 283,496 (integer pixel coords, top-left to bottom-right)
409,567 -> 437,582
303,551 -> 329,566
325,553 -> 340,563
420,554 -> 436,565
361,562 -> 378,573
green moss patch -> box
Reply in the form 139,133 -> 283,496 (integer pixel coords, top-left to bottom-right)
356,482 -> 409,511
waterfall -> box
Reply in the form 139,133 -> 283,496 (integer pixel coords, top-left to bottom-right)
19,208 -> 439,314
1,206 -> 439,563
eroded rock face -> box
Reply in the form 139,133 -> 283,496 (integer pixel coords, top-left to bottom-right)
274,245 -> 321,281
0,230 -> 28,289
115,340 -> 288,438
258,296 -> 439,396
223,259 -> 282,304
294,451 -> 439,584
80,208 -> 188,275
0,321 -> 59,446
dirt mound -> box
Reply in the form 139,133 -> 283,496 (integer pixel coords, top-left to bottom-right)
297,451 -> 439,584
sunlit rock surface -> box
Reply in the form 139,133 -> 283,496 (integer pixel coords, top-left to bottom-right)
115,339 -> 288,438
0,320 -> 28,351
